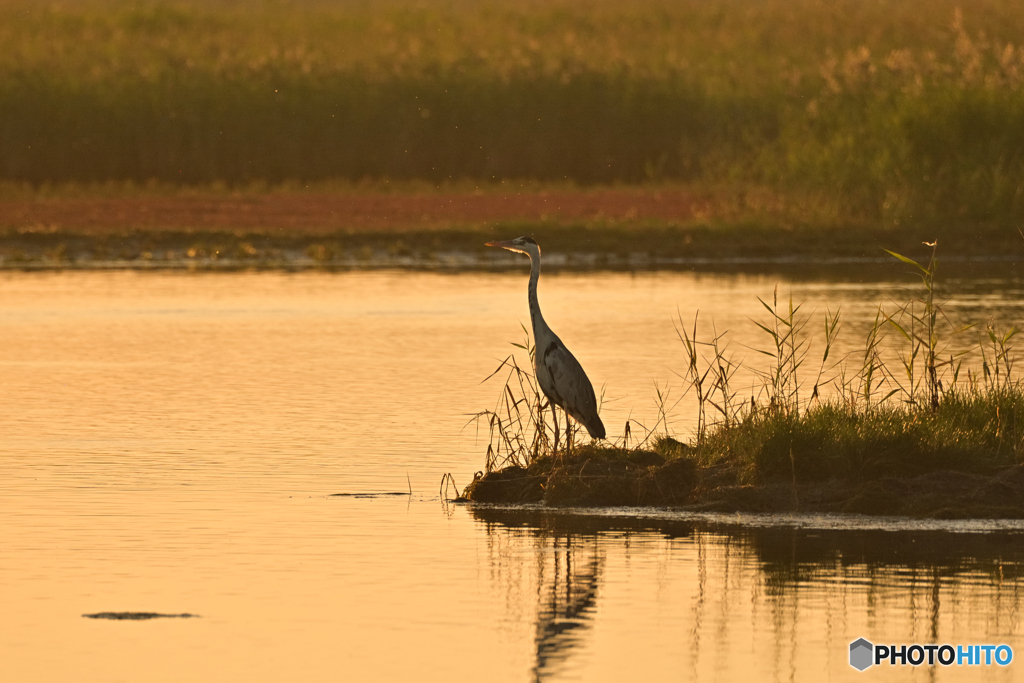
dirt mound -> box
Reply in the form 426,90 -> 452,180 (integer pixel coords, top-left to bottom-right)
464,459 -> 1024,519
464,451 -> 698,507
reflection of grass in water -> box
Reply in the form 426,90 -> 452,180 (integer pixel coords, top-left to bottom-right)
2,1 -> 1024,226
466,246 -> 1024,513
472,505 -> 1024,682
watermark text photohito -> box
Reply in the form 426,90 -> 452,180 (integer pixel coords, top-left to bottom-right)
849,638 -> 1013,671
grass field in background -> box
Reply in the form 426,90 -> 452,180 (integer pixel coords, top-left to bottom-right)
2,0 -> 1023,228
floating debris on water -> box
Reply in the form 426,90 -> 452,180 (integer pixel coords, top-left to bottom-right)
83,612 -> 199,620
329,492 -> 411,498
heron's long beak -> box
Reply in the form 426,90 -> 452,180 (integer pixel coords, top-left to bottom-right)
485,240 -> 516,249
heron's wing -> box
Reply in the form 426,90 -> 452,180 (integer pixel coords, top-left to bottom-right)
542,339 -> 603,437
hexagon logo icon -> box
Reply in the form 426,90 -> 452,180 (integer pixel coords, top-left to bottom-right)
850,638 -> 874,671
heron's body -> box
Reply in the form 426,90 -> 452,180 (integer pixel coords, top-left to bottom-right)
487,236 -> 606,442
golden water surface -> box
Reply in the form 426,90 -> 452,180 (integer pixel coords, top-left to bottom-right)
2,267 -> 1024,682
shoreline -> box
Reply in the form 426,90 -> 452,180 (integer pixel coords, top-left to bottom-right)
1,251 -> 1021,273
464,502 -> 1024,533
462,459 -> 1024,520
1,188 -> 1022,270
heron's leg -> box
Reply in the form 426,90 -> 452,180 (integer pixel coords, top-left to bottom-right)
551,403 -> 560,456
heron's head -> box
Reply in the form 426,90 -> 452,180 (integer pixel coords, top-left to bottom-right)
485,236 -> 539,257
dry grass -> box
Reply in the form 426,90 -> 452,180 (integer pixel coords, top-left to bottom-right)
463,245 -> 1024,513
1,0 -> 1023,226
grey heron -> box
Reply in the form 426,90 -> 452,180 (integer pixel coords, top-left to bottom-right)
486,236 -> 606,451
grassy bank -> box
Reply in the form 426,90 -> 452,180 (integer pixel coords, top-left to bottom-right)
2,0 -> 1024,228
463,248 -> 1024,517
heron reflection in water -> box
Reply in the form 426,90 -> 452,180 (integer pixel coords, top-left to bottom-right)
486,236 -> 606,452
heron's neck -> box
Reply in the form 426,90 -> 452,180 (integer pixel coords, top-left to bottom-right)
527,251 -> 548,340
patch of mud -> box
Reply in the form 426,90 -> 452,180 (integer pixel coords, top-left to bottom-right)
463,457 -> 1024,520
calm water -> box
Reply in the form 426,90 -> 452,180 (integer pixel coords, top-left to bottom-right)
3,266 -> 1024,682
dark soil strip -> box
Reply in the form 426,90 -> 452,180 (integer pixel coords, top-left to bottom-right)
463,459 -> 1024,519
